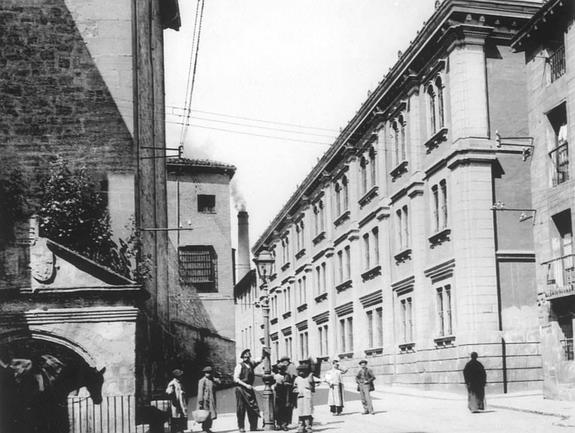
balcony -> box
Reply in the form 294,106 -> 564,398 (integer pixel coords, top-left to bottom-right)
549,142 -> 569,186
543,254 -> 575,299
549,44 -> 566,83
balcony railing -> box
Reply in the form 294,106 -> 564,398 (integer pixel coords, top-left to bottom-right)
549,142 -> 569,186
543,253 -> 575,299
561,338 -> 574,361
549,44 -> 566,83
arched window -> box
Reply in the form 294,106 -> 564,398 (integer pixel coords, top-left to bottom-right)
392,120 -> 400,166
369,147 -> 377,187
334,182 -> 342,216
427,84 -> 437,134
342,175 -> 349,211
398,115 -> 406,162
435,76 -> 445,129
360,157 -> 368,195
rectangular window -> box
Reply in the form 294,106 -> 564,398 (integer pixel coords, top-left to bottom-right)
375,307 -> 383,347
432,184 -> 439,232
440,180 -> 448,229
197,194 -> 216,213
347,317 -> 354,351
315,266 -> 321,295
549,43 -> 566,83
399,296 -> 414,343
548,103 -> 569,186
178,246 -> 217,292
321,262 -> 327,293
339,318 -> 346,352
318,324 -> 329,357
367,310 -> 374,348
337,250 -> 343,283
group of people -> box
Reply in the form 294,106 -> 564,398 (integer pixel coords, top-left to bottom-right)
165,350 -> 487,433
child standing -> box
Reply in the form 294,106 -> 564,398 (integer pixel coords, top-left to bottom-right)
292,364 -> 320,433
197,366 -> 220,433
165,369 -> 187,433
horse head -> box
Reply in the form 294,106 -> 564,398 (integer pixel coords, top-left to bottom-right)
83,366 -> 106,404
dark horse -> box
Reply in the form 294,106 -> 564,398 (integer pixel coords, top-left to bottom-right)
0,354 -> 106,433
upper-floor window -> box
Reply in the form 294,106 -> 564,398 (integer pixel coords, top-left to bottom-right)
197,194 -> 216,213
178,245 -> 217,292
366,306 -> 383,348
339,315 -> 354,353
360,147 -> 377,196
548,43 -> 566,83
396,205 -> 410,251
281,235 -> 290,265
399,295 -> 414,343
362,227 -> 380,270
337,246 -> 351,283
427,76 -> 445,135
315,262 -> 327,295
431,179 -> 448,232
313,200 -> 325,235
548,103 -> 569,186
333,175 -> 349,217
295,219 -> 305,253
390,115 -> 407,167
318,323 -> 329,357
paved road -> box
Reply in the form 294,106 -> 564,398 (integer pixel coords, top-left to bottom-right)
187,384 -> 572,433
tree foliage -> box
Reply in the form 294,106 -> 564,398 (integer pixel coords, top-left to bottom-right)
0,170 -> 30,241
37,158 -> 145,279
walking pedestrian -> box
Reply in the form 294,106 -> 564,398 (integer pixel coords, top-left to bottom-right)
292,364 -> 320,433
165,369 -> 188,433
324,359 -> 348,415
197,366 -> 220,433
233,348 -> 265,432
355,360 -> 375,415
463,352 -> 486,413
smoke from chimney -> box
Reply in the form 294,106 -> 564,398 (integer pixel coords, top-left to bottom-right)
231,178 -> 247,212
237,210 -> 250,282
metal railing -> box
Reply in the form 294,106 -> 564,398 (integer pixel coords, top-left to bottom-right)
561,338 -> 574,361
549,142 -> 569,186
543,253 -> 575,298
68,395 -> 171,433
549,44 -> 566,83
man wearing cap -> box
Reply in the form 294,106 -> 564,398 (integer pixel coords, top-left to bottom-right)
197,366 -> 220,433
166,369 -> 187,433
355,360 -> 375,415
276,356 -> 296,430
233,348 -> 266,432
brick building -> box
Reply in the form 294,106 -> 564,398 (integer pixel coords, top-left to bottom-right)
0,0 -> 183,429
512,0 -> 575,400
251,0 -> 543,393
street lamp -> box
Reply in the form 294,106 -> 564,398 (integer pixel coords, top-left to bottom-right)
253,249 -> 275,431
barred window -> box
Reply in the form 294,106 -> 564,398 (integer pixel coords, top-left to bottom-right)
178,246 -> 218,292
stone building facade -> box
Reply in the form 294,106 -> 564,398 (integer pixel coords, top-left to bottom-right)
252,0 -> 543,393
513,0 -> 575,400
166,158 -> 237,375
0,0 -> 182,429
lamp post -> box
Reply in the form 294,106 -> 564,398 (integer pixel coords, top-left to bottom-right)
253,249 -> 275,431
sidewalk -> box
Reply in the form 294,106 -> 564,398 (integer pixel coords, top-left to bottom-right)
369,384 -> 575,423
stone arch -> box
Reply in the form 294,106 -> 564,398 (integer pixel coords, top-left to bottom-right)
0,329 -> 97,367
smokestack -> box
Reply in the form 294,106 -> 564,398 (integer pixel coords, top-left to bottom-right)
237,210 -> 250,282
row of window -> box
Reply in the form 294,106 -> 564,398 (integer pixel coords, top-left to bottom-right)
269,283 -> 454,361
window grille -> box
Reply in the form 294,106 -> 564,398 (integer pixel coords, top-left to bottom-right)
178,246 -> 217,292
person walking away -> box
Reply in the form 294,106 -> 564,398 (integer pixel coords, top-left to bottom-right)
293,364 -> 321,433
197,366 -> 221,433
234,348 -> 265,432
166,369 -> 188,433
324,359 -> 348,415
463,352 -> 486,413
355,360 -> 375,415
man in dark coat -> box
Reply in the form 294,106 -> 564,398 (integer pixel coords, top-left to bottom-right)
463,352 -> 487,412
355,360 -> 375,415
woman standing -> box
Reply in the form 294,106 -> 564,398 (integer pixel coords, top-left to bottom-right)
324,359 -> 348,415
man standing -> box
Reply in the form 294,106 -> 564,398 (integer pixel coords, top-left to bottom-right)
234,349 -> 264,432
463,352 -> 487,413
165,369 -> 187,433
324,359 -> 348,415
355,360 -> 375,415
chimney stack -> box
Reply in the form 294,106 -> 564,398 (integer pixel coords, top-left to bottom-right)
237,210 -> 250,282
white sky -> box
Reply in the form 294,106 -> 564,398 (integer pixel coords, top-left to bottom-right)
164,0 -> 437,251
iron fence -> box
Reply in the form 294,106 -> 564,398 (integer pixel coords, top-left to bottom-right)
68,396 -> 171,433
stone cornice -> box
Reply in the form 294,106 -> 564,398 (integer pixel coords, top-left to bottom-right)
312,311 -> 329,324
335,301 -> 354,317
423,258 -> 456,283
391,275 -> 415,295
0,307 -> 139,325
359,290 -> 383,308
